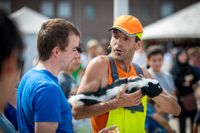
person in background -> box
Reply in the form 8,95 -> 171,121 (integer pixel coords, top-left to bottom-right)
171,49 -> 199,133
188,47 -> 200,68
146,100 -> 175,133
58,47 -> 82,99
81,39 -> 100,68
87,39 -> 100,59
187,47 -> 200,80
145,46 -> 176,132
147,46 -> 175,95
71,47 -> 85,86
193,81 -> 200,133
58,47 -> 92,133
0,10 -> 24,132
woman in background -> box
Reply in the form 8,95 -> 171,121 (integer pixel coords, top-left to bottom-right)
171,49 -> 198,133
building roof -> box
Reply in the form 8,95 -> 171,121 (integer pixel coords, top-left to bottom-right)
10,6 -> 49,34
143,1 -> 200,40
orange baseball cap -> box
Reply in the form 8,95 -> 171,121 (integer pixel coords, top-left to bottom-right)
109,15 -> 143,39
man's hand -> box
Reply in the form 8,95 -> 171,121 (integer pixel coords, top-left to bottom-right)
141,82 -> 163,98
115,85 -> 143,108
98,125 -> 119,133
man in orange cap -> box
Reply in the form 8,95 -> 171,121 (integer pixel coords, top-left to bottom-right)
72,15 -> 181,133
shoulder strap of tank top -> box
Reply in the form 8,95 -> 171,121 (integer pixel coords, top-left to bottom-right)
125,63 -> 145,113
132,63 -> 143,76
108,56 -> 119,81
108,57 -> 144,80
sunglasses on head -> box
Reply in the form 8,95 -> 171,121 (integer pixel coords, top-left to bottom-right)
76,47 -> 82,53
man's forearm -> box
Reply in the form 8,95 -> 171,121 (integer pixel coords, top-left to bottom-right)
153,91 -> 181,116
35,122 -> 58,133
72,98 -> 118,120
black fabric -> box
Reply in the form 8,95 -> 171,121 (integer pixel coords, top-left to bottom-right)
108,57 -> 162,98
171,50 -> 198,115
179,113 -> 195,133
141,82 -> 163,98
108,56 -> 145,112
194,111 -> 200,124
171,50 -> 198,97
133,63 -> 143,76
108,57 -> 144,81
108,56 -> 119,81
69,77 -> 164,106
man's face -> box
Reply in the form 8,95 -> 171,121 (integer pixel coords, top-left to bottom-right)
69,54 -> 80,72
0,50 -> 21,108
148,54 -> 163,72
59,34 -> 80,71
110,30 -> 136,61
88,45 -> 98,58
178,52 -> 188,64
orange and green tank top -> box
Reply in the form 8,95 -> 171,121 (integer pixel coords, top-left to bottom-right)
91,57 -> 147,133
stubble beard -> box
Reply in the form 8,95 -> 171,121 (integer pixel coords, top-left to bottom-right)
110,52 -> 126,61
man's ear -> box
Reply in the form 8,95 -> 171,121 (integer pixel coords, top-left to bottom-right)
135,40 -> 143,50
51,46 -> 60,59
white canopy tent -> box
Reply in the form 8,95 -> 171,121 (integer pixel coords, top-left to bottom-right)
10,6 -> 49,34
10,7 -> 49,73
142,1 -> 200,40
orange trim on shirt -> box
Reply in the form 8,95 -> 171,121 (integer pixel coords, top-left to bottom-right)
91,57 -> 137,133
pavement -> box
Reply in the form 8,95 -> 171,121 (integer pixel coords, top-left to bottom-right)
169,117 -> 191,133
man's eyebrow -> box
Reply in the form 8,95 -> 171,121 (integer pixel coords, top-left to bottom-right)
113,30 -> 117,34
112,31 -> 118,36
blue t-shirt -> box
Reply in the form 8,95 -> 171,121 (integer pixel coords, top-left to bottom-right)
17,69 -> 73,133
4,103 -> 18,130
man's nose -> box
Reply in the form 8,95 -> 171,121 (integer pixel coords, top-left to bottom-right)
115,38 -> 122,46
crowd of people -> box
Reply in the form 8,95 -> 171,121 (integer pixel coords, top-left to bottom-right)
0,8 -> 200,133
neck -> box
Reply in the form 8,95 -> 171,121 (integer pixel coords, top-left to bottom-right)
36,59 -> 61,77
152,68 -> 161,74
64,68 -> 73,75
115,59 -> 132,72
0,81 -> 7,112
110,53 -> 133,72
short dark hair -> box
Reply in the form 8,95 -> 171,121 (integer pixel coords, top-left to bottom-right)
0,10 -> 24,75
147,46 -> 164,59
135,35 -> 141,43
37,18 -> 80,61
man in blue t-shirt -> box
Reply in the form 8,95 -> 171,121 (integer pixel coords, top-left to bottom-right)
17,19 -> 81,133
